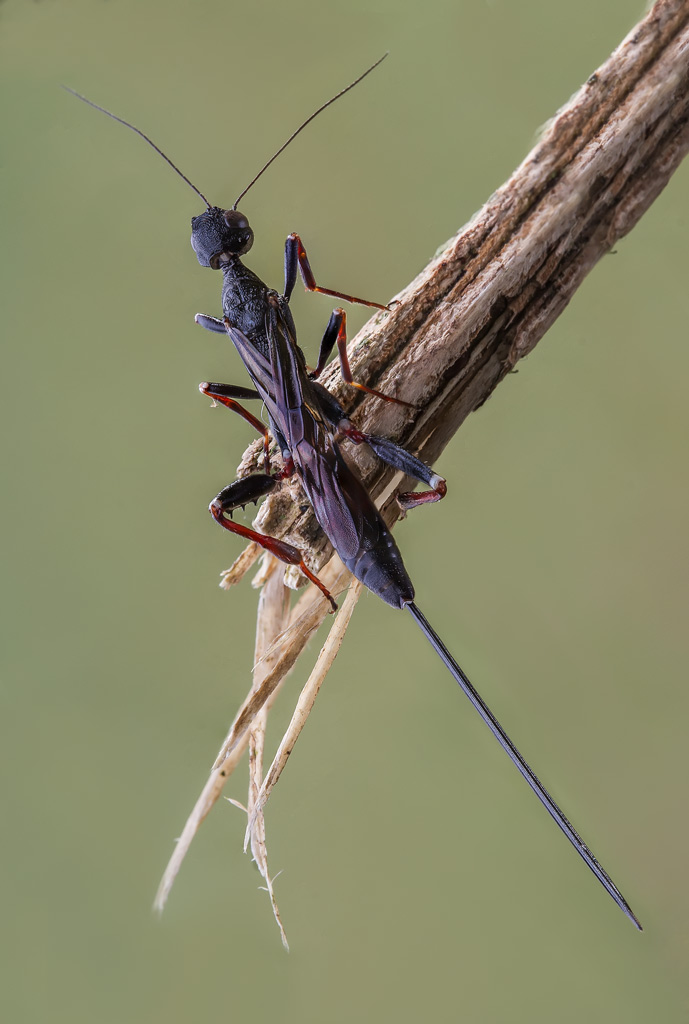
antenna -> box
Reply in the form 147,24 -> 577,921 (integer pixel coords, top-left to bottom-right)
62,86 -> 211,208
232,53 -> 388,209
64,54 -> 388,213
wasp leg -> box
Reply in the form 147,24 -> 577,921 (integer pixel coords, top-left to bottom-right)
195,313 -> 226,333
309,307 -> 413,408
283,233 -> 389,310
340,422 -> 447,511
199,381 -> 276,475
209,478 -> 337,612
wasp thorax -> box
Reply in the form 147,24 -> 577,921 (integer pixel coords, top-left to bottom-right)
190,206 -> 255,268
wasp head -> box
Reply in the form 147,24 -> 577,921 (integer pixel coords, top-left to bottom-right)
191,207 -> 254,268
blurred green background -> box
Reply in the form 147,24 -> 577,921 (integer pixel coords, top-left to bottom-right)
3,0 -> 688,1020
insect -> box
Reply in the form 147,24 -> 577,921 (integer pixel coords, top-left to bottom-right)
66,58 -> 641,930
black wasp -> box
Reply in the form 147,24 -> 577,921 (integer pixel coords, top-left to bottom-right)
66,56 -> 641,930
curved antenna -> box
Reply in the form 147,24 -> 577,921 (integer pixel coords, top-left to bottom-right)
232,53 -> 388,210
62,86 -> 211,209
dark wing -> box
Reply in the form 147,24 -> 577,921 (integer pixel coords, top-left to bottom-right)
262,301 -> 414,605
298,441 -> 367,562
224,324 -> 275,407
263,302 -> 367,562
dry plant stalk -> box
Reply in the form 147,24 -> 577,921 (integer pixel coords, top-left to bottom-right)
243,579 -> 364,850
239,557 -> 291,947
153,554 -> 354,920
155,0 -> 689,936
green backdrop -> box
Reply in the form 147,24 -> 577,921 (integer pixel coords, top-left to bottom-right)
3,0 -> 688,1020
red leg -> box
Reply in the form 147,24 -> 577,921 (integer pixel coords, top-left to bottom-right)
209,482 -> 337,612
284,233 -> 390,310
327,308 -> 414,408
200,381 -> 273,474
339,423 -> 447,510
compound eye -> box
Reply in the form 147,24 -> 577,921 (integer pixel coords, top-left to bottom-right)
223,210 -> 250,231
